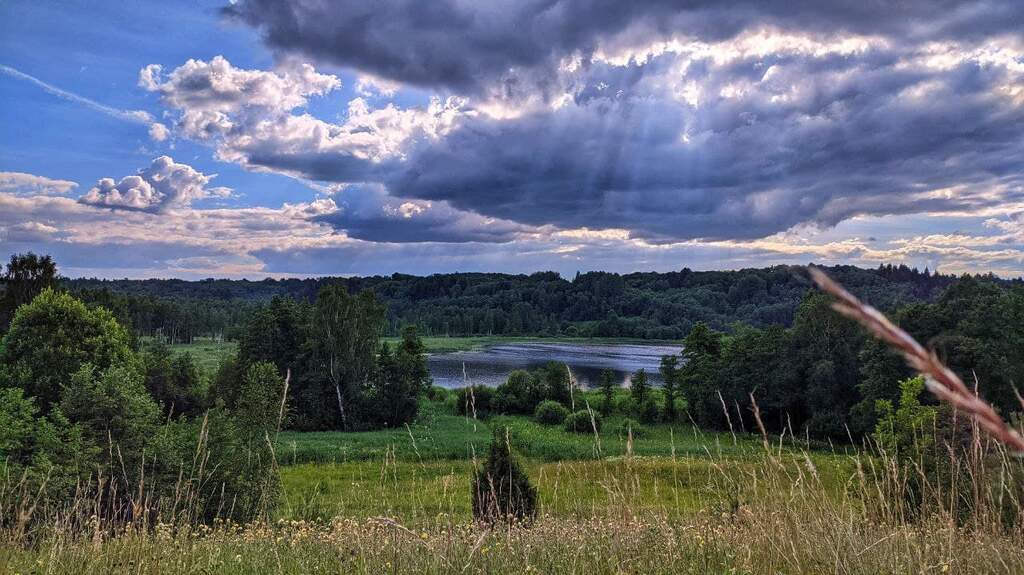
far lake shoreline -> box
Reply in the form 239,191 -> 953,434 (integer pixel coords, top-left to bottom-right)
423,339 -> 685,389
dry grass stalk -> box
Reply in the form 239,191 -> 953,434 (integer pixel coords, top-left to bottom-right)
808,266 -> 1024,453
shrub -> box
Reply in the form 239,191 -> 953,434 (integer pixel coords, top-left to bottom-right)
425,385 -> 450,401
148,407 -> 279,523
534,400 -> 569,425
454,385 -> 494,418
62,363 -> 160,474
0,388 -> 89,515
614,418 -> 647,438
472,428 -> 537,524
564,410 -> 601,433
541,362 -> 572,405
873,376 -> 936,455
494,370 -> 544,414
636,397 -> 660,424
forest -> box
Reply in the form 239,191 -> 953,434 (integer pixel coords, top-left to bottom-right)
60,263 -> 971,343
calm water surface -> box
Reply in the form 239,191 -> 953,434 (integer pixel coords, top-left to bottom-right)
428,342 -> 683,389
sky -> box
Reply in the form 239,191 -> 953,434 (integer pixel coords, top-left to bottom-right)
1,1 -> 1024,279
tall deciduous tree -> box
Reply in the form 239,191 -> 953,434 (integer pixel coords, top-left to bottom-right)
0,289 -> 135,410
784,293 -> 864,438
679,322 -> 724,427
0,252 -> 58,331
308,285 -> 385,429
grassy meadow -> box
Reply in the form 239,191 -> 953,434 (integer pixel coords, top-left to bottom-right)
3,339 -> 1023,574
6,396 -> 1023,574
168,338 -> 238,375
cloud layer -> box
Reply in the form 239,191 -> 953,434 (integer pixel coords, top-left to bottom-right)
223,0 -> 1024,95
143,10 -> 1024,244
0,172 -> 77,195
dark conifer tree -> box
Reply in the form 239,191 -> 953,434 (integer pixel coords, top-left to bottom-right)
472,428 -> 537,524
598,369 -> 616,415
630,369 -> 649,406
659,354 -> 679,422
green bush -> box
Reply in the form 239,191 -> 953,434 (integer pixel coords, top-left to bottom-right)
636,397 -> 660,424
472,427 -> 537,524
873,376 -> 936,455
613,418 -> 647,438
494,370 -> 545,414
148,407 -> 279,523
534,400 -> 569,425
425,385 -> 450,401
564,410 -> 601,433
62,363 -> 160,474
0,289 -> 282,526
0,388 -> 89,516
454,385 -> 494,418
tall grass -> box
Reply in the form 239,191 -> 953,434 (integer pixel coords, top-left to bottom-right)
4,412 -> 1022,573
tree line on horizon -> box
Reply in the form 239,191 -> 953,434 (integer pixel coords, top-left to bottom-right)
52,261 -> 976,344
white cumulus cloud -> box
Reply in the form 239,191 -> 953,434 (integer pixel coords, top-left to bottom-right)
79,156 -> 229,212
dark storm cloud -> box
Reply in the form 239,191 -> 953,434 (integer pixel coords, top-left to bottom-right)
223,0 -> 1024,95
384,52 -> 1024,240
203,1 -> 1024,243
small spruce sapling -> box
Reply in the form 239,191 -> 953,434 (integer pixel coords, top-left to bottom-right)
472,427 -> 537,524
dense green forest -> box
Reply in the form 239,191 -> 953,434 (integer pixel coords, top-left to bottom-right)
60,264 -> 974,343
675,276 -> 1024,439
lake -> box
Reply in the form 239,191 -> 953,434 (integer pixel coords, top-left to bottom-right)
428,341 -> 684,389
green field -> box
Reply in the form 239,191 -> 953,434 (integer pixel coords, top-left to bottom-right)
9,401 -> 1018,574
168,338 -> 237,375
275,401 -> 783,466
272,398 -> 855,525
